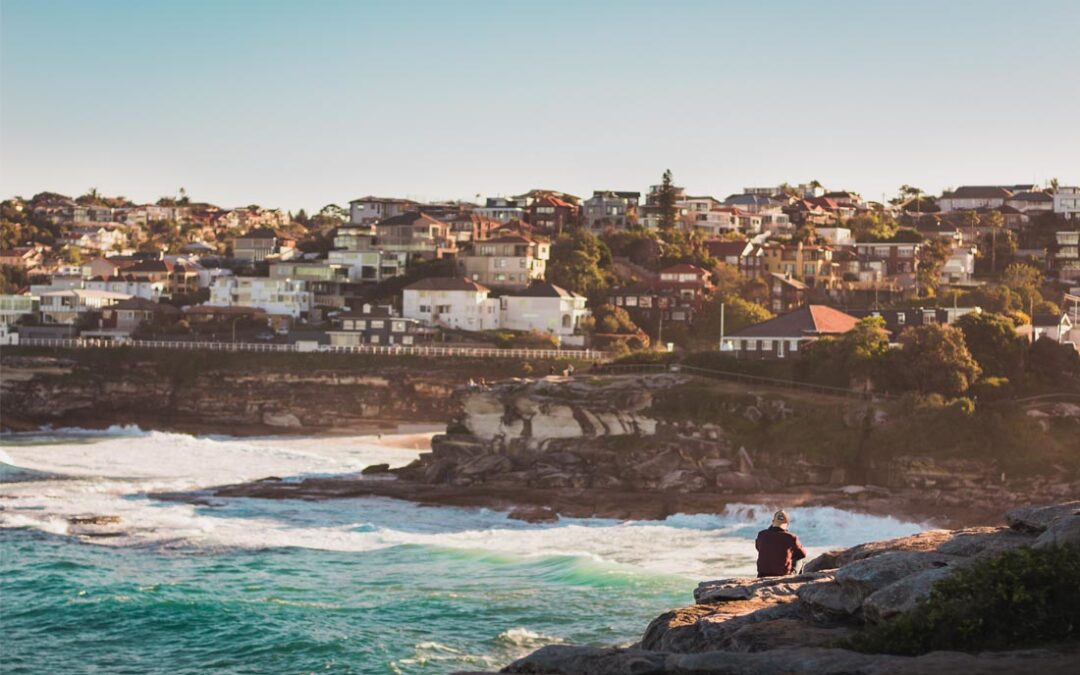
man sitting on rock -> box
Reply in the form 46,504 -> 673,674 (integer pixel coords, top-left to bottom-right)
755,509 -> 807,577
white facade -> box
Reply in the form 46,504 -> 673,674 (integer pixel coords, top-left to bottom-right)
816,227 -> 854,246
209,276 -> 313,317
39,289 -> 132,324
1054,187 -> 1080,220
327,249 -> 407,282
403,286 -> 500,331
85,277 -> 167,301
499,294 -> 588,336
940,247 -> 977,285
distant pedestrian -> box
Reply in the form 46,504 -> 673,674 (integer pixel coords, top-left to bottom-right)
755,509 -> 807,577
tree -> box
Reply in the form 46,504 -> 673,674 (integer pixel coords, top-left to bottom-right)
685,294 -> 772,350
546,230 -> 610,301
886,324 -> 981,397
848,212 -> 898,241
916,237 -> 952,295
1002,262 -> 1047,314
795,317 -> 890,389
981,210 -> 1006,276
658,169 -> 678,231
955,312 -> 1026,379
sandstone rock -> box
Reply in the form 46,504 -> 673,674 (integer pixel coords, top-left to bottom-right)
262,411 -> 301,427
640,598 -> 801,653
528,404 -> 584,442
725,619 -> 854,653
935,526 -> 1035,557
658,470 -> 707,493
799,551 -> 953,617
457,454 -> 512,478
1006,501 -> 1080,533
503,645 -> 1080,675
715,471 -> 759,491
735,447 -> 754,473
861,566 -> 953,623
804,530 -> 953,572
1034,514 -> 1080,548
694,573 -> 829,604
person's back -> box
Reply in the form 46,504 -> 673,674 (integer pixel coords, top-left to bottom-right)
755,510 -> 806,577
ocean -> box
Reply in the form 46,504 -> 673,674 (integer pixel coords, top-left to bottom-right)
0,429 -> 925,674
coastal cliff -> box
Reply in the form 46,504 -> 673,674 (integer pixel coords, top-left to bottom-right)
0,348 -> 577,434
389,374 -> 1079,524
498,502 -> 1080,675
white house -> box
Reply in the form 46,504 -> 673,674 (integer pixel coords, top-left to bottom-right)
348,196 -> 417,226
938,186 -> 1013,213
1031,313 -> 1074,344
39,289 -> 131,324
85,277 -> 167,301
816,227 -> 854,247
1054,187 -> 1080,220
402,277 -> 500,331
499,282 -> 589,338
940,246 -> 977,285
209,276 -> 313,318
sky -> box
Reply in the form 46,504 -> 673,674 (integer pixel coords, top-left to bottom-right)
1,0 -> 1078,212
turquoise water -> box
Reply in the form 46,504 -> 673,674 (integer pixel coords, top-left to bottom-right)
0,429 -> 925,673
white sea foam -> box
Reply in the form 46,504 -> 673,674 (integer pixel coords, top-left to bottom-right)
0,429 -> 926,579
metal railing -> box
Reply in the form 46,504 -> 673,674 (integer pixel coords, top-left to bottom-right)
10,337 -> 607,361
593,362 -> 894,400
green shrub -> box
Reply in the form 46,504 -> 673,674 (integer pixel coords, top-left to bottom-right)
971,377 -> 1013,402
845,544 -> 1080,655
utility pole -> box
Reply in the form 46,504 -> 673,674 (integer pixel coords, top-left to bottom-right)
719,302 -> 726,351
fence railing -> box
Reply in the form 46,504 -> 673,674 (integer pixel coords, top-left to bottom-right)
594,362 -> 894,400
9,337 -> 608,361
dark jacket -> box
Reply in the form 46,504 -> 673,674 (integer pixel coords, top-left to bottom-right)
755,526 -> 807,577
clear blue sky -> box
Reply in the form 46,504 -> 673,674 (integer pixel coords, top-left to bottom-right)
2,0 -> 1078,212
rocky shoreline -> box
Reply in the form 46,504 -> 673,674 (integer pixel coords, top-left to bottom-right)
492,501 -> 1080,675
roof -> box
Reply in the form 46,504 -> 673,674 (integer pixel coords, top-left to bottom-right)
941,186 -> 1014,200
532,195 -> 574,209
705,240 -> 752,257
404,277 -> 491,293
348,196 -> 417,205
239,227 -> 293,240
660,263 -> 709,276
1008,191 -> 1053,202
184,305 -> 266,316
769,272 -> 809,290
110,297 -> 180,313
729,305 -> 858,339
376,211 -> 449,228
512,282 -> 583,299
479,234 -> 536,245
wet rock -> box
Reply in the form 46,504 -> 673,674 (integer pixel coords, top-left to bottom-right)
507,505 -> 559,524
360,463 -> 391,475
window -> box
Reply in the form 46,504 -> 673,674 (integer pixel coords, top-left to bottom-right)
897,313 -> 905,325
369,334 -> 380,344
761,339 -> 773,351
403,336 -> 414,345
392,321 -> 405,332
746,340 -> 757,351
370,320 -> 384,329
789,340 -> 799,352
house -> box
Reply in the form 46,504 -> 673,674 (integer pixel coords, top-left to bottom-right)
348,196 -> 418,226
1049,230 -> 1079,282
1031,313 -> 1074,343
0,294 -> 39,325
38,289 -> 131,324
85,276 -> 168,301
1005,191 -> 1054,213
373,211 -> 457,260
476,197 -> 527,223
608,266 -> 712,332
327,304 -> 430,347
124,259 -> 201,296
854,241 -> 921,286
823,191 -> 864,208
327,249 -> 408,283
816,227 -> 854,247
209,276 -> 313,318
402,277 -> 499,331
458,234 -> 550,290
499,282 -> 589,340
761,242 -> 838,288
721,305 -> 859,359
940,246 -> 978,285
658,263 -> 712,292
938,186 -> 1013,213
0,246 -> 44,270
724,193 -> 782,214
847,307 -> 980,340
183,304 -> 267,325
1053,187 -> 1080,220
61,225 -> 125,252
768,273 -> 808,313
234,228 -> 297,263
101,297 -> 180,334
705,239 -> 762,277
582,191 -> 640,231
443,211 -> 499,243
525,194 -> 578,236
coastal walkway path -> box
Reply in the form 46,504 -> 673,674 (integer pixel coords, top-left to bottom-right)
10,337 -> 608,362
